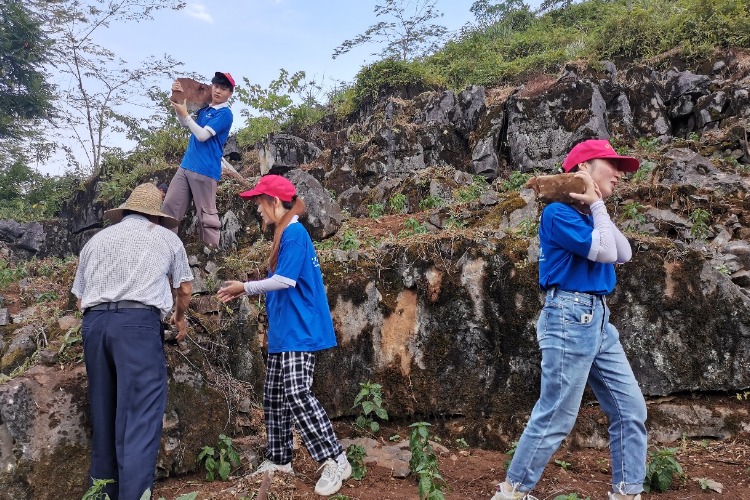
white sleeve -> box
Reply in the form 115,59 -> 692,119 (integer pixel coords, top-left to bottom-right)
178,115 -> 214,142
587,200 -> 618,263
612,224 -> 632,264
243,275 -> 293,296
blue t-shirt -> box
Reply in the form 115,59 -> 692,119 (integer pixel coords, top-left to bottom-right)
180,104 -> 233,181
538,202 -> 616,295
265,221 -> 337,353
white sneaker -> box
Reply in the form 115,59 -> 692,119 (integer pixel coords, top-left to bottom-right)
608,494 -> 642,500
491,481 -> 537,500
314,453 -> 352,496
250,459 -> 294,476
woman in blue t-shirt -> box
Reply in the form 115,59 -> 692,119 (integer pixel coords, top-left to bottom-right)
217,175 -> 350,497
493,140 -> 647,500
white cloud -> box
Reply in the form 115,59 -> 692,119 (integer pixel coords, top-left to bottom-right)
185,3 -> 214,23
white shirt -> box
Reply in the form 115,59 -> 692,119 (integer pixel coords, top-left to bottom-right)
71,214 -> 193,318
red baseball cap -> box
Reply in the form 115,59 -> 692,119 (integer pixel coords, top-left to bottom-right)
562,139 -> 640,172
239,175 -> 296,202
212,71 -> 235,90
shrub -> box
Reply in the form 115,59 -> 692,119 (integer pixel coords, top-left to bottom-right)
643,446 -> 684,492
197,434 -> 242,482
353,381 -> 389,433
346,443 -> 367,480
408,422 -> 445,500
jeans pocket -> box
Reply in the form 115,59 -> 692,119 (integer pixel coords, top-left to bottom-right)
200,207 -> 221,229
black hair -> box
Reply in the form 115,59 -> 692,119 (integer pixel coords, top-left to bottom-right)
211,74 -> 233,91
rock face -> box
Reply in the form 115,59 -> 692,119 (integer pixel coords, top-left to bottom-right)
2,52 -> 750,496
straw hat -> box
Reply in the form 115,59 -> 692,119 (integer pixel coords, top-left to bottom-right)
104,183 -> 179,229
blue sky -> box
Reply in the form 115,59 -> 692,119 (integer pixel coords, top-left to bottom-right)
43,0 -> 543,175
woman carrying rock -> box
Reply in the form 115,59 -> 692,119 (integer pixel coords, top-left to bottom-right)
493,139 -> 648,500
217,175 -> 351,497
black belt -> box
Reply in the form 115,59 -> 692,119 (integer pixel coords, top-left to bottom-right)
85,300 -> 159,314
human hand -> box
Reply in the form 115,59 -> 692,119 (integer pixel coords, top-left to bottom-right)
569,171 -> 602,206
217,280 -> 246,303
171,98 -> 188,118
171,79 -> 183,92
170,313 -> 187,341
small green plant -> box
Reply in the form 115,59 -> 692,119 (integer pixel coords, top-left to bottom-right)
390,434 -> 402,442
36,291 -> 59,303
419,195 -> 443,210
553,494 -> 590,500
197,434 -> 242,482
408,422 -> 445,500
504,440 -> 518,470
621,202 -> 646,229
0,259 -> 27,289
401,217 -> 428,236
687,131 -> 700,142
643,446 -> 684,493
501,171 -> 531,192
454,438 -> 469,449
368,202 -> 385,218
637,137 -> 661,152
454,175 -> 488,202
689,208 -> 711,240
329,495 -> 351,500
554,459 -> 572,470
339,229 -> 360,250
444,216 -> 466,229
353,381 -> 389,433
629,160 -> 655,183
389,192 -> 408,213
737,390 -> 750,401
346,443 -> 367,480
82,479 -> 115,500
514,216 -> 539,237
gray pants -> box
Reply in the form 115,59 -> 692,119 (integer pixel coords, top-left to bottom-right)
162,167 -> 220,246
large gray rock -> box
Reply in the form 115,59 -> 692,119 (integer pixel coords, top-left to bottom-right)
258,133 -> 321,174
286,169 -> 343,240
658,148 -> 750,194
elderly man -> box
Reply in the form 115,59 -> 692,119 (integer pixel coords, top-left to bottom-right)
72,183 -> 194,500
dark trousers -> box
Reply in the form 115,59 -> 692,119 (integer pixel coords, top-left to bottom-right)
82,308 -> 167,500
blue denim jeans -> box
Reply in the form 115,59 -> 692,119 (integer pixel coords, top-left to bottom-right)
506,289 -> 647,495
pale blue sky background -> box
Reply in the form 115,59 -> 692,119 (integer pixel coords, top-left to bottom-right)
43,0 -> 543,174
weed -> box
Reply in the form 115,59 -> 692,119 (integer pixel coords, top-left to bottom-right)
346,443 -> 367,480
501,171 -> 531,192
621,202 -> 646,230
329,495 -> 351,500
629,160 -> 655,183
197,434 -> 242,481
444,216 -> 466,229
389,193 -> 408,213
82,479 -> 115,500
689,208 -> 711,240
637,137 -> 661,152
36,291 -> 59,303
408,422 -> 445,500
419,195 -> 443,210
554,459 -> 572,470
504,440 -> 518,470
339,229 -> 360,250
0,259 -> 27,289
401,217 -> 428,236
353,381 -> 389,433
454,176 -> 488,202
390,434 -> 402,442
368,203 -> 385,218
455,438 -> 469,449
514,216 -> 539,237
737,391 -> 750,401
643,446 -> 684,493
553,494 -> 590,500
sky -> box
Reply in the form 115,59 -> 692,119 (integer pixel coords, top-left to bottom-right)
40,0 -> 543,175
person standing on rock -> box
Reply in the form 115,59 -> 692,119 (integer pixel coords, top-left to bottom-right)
216,175 -> 351,497
162,71 -> 234,248
71,183 -> 194,500
492,140 -> 648,500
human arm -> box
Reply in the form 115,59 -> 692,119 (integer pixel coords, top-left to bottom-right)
217,275 -> 292,303
566,171 -> 618,263
170,280 -> 192,341
612,224 -> 632,263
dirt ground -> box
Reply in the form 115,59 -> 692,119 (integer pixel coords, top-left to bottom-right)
155,422 -> 750,500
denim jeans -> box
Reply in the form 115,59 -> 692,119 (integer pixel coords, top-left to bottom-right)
506,288 -> 647,495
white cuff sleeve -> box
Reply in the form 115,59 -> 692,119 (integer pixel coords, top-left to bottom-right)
243,275 -> 293,295
588,200 -> 618,263
184,116 -> 214,142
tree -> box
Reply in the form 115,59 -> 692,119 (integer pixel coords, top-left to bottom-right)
332,0 -> 448,61
27,0 -> 186,175
0,0 -> 54,141
470,0 -> 530,26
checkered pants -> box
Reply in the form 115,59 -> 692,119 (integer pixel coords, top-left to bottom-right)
264,352 -> 343,464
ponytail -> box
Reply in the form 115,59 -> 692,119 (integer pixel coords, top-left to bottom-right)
265,194 -> 305,272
